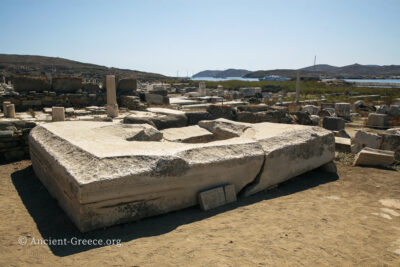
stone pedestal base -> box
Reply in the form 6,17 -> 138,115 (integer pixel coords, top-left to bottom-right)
107,104 -> 119,118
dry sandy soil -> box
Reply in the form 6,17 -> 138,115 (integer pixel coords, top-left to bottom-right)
0,160 -> 400,266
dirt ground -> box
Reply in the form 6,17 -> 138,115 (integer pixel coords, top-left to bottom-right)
1,160 -> 400,266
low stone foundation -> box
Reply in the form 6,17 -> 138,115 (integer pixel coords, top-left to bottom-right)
0,120 -> 36,162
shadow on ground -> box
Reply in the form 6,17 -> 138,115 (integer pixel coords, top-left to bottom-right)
11,165 -> 338,257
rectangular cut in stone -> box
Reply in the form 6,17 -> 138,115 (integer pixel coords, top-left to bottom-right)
224,184 -> 237,204
198,187 -> 226,211
161,125 -> 214,143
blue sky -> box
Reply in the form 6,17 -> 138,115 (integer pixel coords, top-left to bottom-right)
1,0 -> 400,76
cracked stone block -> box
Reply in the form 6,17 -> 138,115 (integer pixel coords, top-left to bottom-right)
29,118 -> 334,232
353,147 -> 394,167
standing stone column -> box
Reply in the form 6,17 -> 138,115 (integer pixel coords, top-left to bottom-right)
295,71 -> 300,103
52,107 -> 65,122
199,82 -> 206,96
5,104 -> 16,118
2,101 -> 11,117
106,75 -> 119,117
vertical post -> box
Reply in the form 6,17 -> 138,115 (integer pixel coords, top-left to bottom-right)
5,104 -> 16,118
106,75 -> 119,118
2,101 -> 11,117
295,70 -> 300,103
52,107 -> 65,122
199,82 -> 206,96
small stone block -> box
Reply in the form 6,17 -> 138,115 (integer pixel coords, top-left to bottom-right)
224,184 -> 237,204
198,187 -> 226,211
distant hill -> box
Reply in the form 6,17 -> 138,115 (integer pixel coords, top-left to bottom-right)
301,64 -> 340,73
245,63 -> 400,79
193,68 -> 251,78
0,54 -> 166,81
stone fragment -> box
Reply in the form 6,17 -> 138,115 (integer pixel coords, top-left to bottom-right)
5,104 -> 16,118
198,187 -> 227,211
302,105 -> 320,115
377,105 -> 388,114
389,105 -> 400,118
293,111 -> 313,125
145,93 -> 169,105
2,101 -> 11,117
198,184 -> 237,211
350,130 -> 382,154
318,161 -> 337,173
199,118 -> 250,139
335,137 -> 351,153
310,115 -> 320,126
162,125 -> 214,143
380,132 -> 400,161
207,105 -> 236,120
335,103 -> 351,119
367,113 -> 389,128
353,147 -> 394,167
52,107 -> 65,122
322,117 -> 345,131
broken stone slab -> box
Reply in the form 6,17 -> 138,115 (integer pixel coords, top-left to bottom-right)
380,131 -> 400,161
237,105 -> 269,113
161,125 -> 214,143
198,184 -> 237,211
241,123 -> 335,196
335,137 -> 351,153
302,105 -> 320,115
123,110 -> 187,130
353,147 -> 395,167
350,130 -> 382,154
29,121 -> 265,231
386,128 -> 400,135
322,117 -> 345,131
367,113 -> 389,128
198,118 -> 251,139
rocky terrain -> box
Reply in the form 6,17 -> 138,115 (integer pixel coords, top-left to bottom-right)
0,54 -> 166,81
